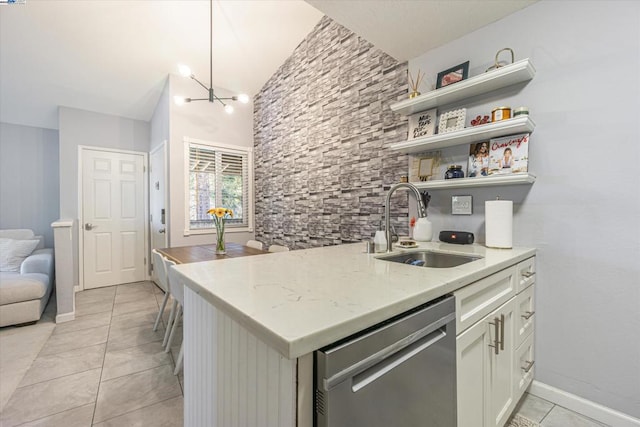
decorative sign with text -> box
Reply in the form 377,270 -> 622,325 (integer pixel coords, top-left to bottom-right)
408,108 -> 437,140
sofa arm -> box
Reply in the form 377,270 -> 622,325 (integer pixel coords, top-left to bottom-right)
20,248 -> 54,277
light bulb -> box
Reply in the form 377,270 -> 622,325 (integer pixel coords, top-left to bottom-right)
174,96 -> 186,106
178,64 -> 192,77
224,104 -> 234,114
237,94 -> 250,104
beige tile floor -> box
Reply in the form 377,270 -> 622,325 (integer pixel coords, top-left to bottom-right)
0,281 -> 183,427
1,282 -> 610,427
511,393 -> 609,427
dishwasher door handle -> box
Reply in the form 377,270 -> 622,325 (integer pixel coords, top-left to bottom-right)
351,327 -> 446,393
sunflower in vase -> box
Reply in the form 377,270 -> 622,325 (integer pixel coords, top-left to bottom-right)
207,207 -> 233,254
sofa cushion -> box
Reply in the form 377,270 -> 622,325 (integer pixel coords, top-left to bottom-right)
0,229 -> 35,240
0,272 -> 50,305
0,238 -> 40,272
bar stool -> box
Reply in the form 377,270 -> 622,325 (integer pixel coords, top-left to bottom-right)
151,250 -> 171,332
246,239 -> 263,250
166,264 -> 184,375
268,244 -> 290,253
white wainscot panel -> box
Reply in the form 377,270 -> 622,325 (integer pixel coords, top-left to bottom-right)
184,287 -> 297,427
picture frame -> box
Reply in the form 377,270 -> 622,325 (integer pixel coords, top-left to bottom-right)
438,108 -> 467,134
407,108 -> 437,140
409,151 -> 441,182
436,61 -> 470,89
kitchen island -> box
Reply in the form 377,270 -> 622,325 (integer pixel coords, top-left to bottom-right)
172,242 -> 535,426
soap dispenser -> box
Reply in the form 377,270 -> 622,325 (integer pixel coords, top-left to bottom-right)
374,221 -> 387,253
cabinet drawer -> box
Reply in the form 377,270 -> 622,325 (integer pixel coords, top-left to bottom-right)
517,257 -> 536,293
455,266 -> 517,335
515,284 -> 535,348
514,331 -> 535,401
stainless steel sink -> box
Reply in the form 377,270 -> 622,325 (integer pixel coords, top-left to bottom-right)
378,250 -> 482,268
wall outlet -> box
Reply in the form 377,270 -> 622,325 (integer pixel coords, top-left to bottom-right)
452,195 -> 472,215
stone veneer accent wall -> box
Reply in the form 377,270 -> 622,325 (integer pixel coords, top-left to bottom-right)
254,16 -> 409,249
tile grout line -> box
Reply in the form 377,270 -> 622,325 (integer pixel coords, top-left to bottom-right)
90,395 -> 181,426
538,402 -> 555,424
90,291 -> 116,427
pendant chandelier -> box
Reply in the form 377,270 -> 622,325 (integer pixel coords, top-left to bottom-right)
173,0 -> 249,113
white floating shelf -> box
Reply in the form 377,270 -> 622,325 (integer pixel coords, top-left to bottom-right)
391,59 -> 536,115
391,116 -> 535,154
412,173 -> 536,190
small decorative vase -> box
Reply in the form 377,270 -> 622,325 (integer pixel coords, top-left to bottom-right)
215,231 -> 226,255
409,90 -> 421,99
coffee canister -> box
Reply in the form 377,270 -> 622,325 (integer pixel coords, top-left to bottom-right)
491,107 -> 511,122
513,106 -> 529,117
445,165 -> 465,179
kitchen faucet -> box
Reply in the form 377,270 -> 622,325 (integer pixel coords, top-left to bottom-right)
385,183 -> 427,253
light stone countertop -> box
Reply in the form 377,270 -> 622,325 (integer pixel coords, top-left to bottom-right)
173,242 -> 535,359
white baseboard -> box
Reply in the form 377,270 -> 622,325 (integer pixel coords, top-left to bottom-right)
529,380 -> 640,427
55,311 -> 75,323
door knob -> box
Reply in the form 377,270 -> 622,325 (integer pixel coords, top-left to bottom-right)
158,228 -> 166,234
84,223 -> 95,231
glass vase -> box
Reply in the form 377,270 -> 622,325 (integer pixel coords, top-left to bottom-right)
215,232 -> 226,255
215,219 -> 226,255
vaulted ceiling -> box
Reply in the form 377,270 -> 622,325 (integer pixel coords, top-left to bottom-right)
0,0 -> 536,130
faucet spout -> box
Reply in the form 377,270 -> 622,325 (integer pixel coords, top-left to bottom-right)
384,183 -> 427,253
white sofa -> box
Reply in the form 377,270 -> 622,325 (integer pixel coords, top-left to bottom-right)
0,229 -> 54,327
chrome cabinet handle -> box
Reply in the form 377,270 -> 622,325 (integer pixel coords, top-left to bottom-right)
521,271 -> 535,278
522,360 -> 535,373
499,313 -> 505,351
84,223 -> 95,231
521,310 -> 535,320
489,317 -> 500,355
158,229 -> 166,234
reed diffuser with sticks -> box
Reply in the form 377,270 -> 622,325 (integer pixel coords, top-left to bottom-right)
408,69 -> 424,98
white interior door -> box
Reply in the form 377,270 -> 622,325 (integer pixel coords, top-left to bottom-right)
82,148 -> 146,289
149,143 -> 168,282
150,142 -> 168,252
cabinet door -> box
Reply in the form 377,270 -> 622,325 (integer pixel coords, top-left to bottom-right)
457,317 -> 491,427
514,331 -> 535,402
487,298 -> 516,427
515,284 -> 535,347
517,257 -> 536,293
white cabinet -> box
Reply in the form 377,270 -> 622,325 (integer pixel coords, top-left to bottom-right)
456,257 -> 536,427
457,296 -> 516,427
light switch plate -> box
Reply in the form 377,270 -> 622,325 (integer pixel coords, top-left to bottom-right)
452,195 -> 472,215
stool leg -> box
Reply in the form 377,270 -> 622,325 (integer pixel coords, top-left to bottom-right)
165,305 -> 182,353
174,342 -> 184,375
163,299 -> 178,348
153,291 -> 170,332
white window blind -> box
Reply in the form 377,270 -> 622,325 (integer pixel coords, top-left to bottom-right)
185,139 -> 252,233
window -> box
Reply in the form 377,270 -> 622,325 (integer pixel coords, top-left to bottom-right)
184,138 -> 253,234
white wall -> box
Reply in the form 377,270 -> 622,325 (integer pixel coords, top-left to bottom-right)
150,77 -> 170,154
408,1 -> 640,417
167,74 -> 255,248
58,107 -> 150,220
0,122 -> 59,246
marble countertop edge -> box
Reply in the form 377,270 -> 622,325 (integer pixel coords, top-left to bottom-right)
176,242 -> 536,359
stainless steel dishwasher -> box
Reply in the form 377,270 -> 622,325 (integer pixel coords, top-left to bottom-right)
315,295 -> 456,427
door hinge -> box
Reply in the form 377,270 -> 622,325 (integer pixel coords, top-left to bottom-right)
143,165 -> 146,172
150,214 -> 153,222
144,257 -> 147,265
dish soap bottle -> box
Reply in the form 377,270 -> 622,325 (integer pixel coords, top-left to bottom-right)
413,217 -> 433,242
374,229 -> 387,253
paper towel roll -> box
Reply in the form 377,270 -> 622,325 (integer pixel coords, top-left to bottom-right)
485,200 -> 513,248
